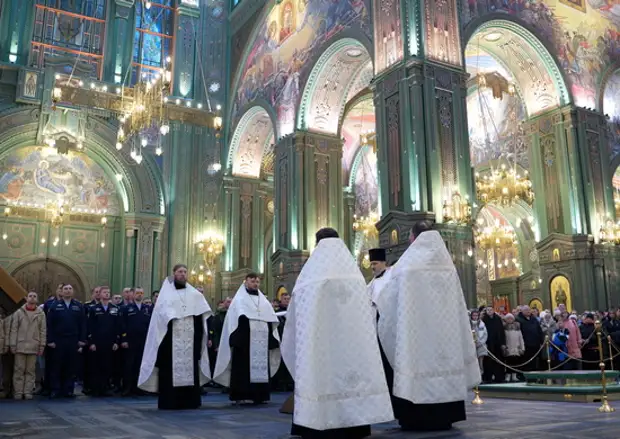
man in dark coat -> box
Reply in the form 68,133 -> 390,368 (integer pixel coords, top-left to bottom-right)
516,306 -> 544,374
482,307 -> 506,383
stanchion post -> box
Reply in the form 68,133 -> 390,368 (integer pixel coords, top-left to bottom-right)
596,321 -> 615,413
545,335 -> 551,372
471,329 -> 483,405
607,335 -> 614,372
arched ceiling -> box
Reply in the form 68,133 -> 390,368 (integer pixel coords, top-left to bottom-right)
341,97 -> 375,181
300,40 -> 372,135
465,24 -> 565,117
230,107 -> 275,179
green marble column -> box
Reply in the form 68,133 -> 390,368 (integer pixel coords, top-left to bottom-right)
102,0 -> 136,84
371,0 -> 475,304
123,227 -> 137,287
171,2 -> 200,98
271,130 -> 343,292
0,0 -> 35,64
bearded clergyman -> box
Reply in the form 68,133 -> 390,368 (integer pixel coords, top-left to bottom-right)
138,264 -> 213,410
213,273 -> 281,404
367,248 -> 392,308
282,228 -> 394,439
375,221 -> 480,431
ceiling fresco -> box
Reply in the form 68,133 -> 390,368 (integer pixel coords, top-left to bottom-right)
463,0 -> 620,109
0,146 -> 121,216
230,0 -> 371,138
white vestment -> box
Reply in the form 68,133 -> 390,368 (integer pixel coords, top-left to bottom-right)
138,278 -> 213,392
281,238 -> 394,431
367,268 -> 392,305
213,285 -> 281,386
375,231 -> 481,405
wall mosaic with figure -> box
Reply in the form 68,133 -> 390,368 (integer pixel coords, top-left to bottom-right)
462,0 -> 620,109
0,146 -> 121,215
231,0 -> 371,137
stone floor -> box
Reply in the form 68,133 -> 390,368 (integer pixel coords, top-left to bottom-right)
0,392 -> 618,439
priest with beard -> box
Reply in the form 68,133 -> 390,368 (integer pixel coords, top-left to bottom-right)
367,248 -> 392,308
138,264 -> 213,410
281,228 -> 394,439
375,221 -> 480,431
213,273 -> 281,404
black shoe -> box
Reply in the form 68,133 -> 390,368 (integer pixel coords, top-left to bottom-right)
64,393 -> 76,398
49,392 -> 60,399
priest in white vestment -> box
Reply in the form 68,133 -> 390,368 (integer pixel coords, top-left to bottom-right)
281,228 -> 394,439
213,273 -> 280,404
138,264 -> 213,410
367,248 -> 392,306
375,221 -> 480,431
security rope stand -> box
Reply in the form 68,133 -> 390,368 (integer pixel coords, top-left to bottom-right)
483,325 -> 620,413
471,329 -> 484,405
595,321 -> 615,413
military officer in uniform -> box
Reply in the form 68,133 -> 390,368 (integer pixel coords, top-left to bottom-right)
121,287 -> 152,396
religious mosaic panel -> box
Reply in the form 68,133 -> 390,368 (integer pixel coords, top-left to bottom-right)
463,0 -> 620,109
231,0 -> 371,137
0,146 -> 121,215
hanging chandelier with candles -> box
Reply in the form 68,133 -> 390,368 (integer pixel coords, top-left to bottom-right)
353,211 -> 379,237
599,219 -> 620,245
190,231 -> 225,284
475,218 -> 517,250
475,164 -> 534,207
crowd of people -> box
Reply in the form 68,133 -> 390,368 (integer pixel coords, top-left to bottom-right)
470,304 -> 620,382
0,281 -> 295,401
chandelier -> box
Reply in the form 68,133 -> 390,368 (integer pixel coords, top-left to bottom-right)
360,129 -> 377,153
116,58 -> 172,163
442,192 -> 472,225
475,219 -> 517,250
599,219 -> 620,245
190,231 -> 224,284
475,164 -> 533,207
353,211 -> 379,236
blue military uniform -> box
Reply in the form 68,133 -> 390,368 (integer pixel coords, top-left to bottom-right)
81,300 -> 98,394
41,296 -> 58,395
46,298 -> 86,398
87,302 -> 123,396
121,302 -> 152,395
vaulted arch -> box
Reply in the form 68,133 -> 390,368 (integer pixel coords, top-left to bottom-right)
297,38 -> 372,135
227,105 -> 276,179
464,18 -> 571,118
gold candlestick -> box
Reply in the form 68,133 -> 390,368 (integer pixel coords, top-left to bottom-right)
596,321 -> 615,413
471,329 -> 484,405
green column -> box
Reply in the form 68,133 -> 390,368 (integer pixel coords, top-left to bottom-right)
123,228 -> 137,287
171,3 -> 200,98
0,0 -> 35,64
102,0 -> 136,84
151,231 -> 162,291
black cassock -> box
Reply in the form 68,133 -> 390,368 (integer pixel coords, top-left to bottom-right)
377,313 -> 466,431
291,423 -> 371,439
156,316 -> 205,410
229,315 -> 279,403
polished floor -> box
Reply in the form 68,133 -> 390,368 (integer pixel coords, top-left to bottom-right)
0,391 -> 617,438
